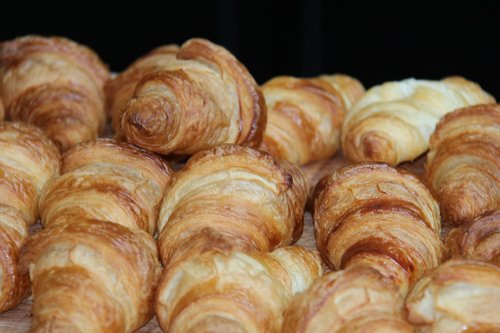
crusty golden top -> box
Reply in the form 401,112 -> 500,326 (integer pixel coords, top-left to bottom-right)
39,139 -> 173,234
0,35 -> 109,87
157,144 -> 308,265
426,103 -> 500,225
20,218 -> 161,333
260,74 -> 364,165
313,162 -> 443,292
155,246 -> 322,333
282,265 -> 413,333
406,259 -> 500,333
446,210 -> 499,264
118,38 -> 266,155
342,77 -> 495,165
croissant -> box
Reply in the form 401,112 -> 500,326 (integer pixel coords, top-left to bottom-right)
39,139 -> 173,235
155,246 -> 322,333
282,265 -> 414,333
342,77 -> 495,165
0,36 -> 109,151
157,144 -> 308,266
0,122 -> 60,313
105,44 -> 179,134
116,38 -> 266,155
20,139 -> 173,332
445,210 -> 499,264
260,74 -> 365,165
406,259 -> 500,333
313,163 -> 444,293
426,104 -> 500,225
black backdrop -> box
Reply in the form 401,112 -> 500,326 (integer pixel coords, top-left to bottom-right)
1,1 -> 499,98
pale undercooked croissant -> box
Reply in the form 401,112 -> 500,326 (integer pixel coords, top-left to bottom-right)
20,139 -> 173,332
0,35 -> 109,151
0,122 -> 60,312
313,163 -> 444,294
282,265 -> 414,333
406,259 -> 500,333
155,246 -> 322,333
260,74 -> 364,165
445,210 -> 499,264
342,77 -> 495,165
426,104 -> 500,225
157,144 -> 308,266
114,38 -> 266,155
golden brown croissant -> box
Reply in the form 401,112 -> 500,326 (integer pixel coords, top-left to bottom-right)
342,77 -> 495,165
0,122 -> 60,312
0,36 -> 109,151
282,265 -> 414,333
20,139 -> 173,332
426,104 -> 500,225
105,44 -> 179,134
20,218 -> 160,333
155,246 -> 322,333
40,139 -> 173,235
313,163 -> 444,293
116,38 -> 266,155
445,210 -> 499,264
406,259 -> 500,333
157,144 -> 308,266
260,74 -> 365,165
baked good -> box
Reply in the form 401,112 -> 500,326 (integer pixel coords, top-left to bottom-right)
342,77 -> 495,165
260,74 -> 364,165
0,36 -> 109,151
426,104 -> 500,225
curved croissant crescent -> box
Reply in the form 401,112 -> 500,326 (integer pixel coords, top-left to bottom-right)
0,122 -> 60,312
157,144 -> 308,266
155,246 -> 322,333
0,36 -> 109,151
342,77 -> 495,165
313,163 -> 443,294
105,44 -> 179,135
406,259 -> 500,333
20,219 -> 160,333
40,139 -> 173,235
426,104 -> 500,225
260,74 -> 364,165
445,210 -> 499,264
282,265 -> 414,333
117,38 -> 266,155
20,139 -> 173,332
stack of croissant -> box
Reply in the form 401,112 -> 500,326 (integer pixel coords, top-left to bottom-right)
0,34 -> 498,333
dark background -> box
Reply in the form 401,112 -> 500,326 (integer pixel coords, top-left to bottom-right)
1,1 -> 499,98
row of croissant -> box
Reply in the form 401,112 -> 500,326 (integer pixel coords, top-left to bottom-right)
0,35 -> 498,332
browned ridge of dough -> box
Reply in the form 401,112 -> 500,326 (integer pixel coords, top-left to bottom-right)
0,35 -> 109,151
